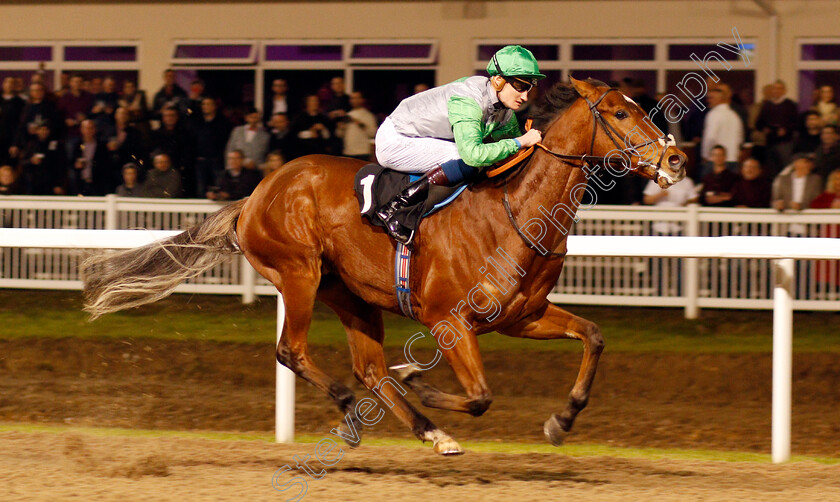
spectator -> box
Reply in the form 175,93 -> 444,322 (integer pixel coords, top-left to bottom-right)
810,168 -> 840,209
90,76 -> 119,130
105,106 -> 148,173
265,78 -> 291,122
141,151 -> 182,198
730,158 -> 771,208
115,162 -> 142,197
118,80 -> 148,125
207,149 -> 261,201
809,169 -> 840,290
629,78 -> 668,139
290,94 -> 331,159
20,121 -> 64,195
152,69 -> 187,117
700,145 -> 739,206
700,87 -> 744,175
0,77 -> 25,164
68,119 -> 110,195
794,110 -> 823,154
14,82 -> 60,158
150,106 -> 194,195
183,79 -> 205,126
813,125 -> 840,179
755,80 -> 798,178
87,77 -> 103,97
748,84 -> 773,165
642,177 -> 698,234
413,83 -> 430,95
261,150 -> 284,178
812,85 -> 839,126
226,107 -> 270,168
772,153 -> 823,211
267,112 -> 292,160
336,91 -> 377,160
0,164 -> 21,195
192,97 -> 232,198
54,71 -> 70,98
57,74 -> 93,150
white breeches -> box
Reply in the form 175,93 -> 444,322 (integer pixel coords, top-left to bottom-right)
375,117 -> 460,173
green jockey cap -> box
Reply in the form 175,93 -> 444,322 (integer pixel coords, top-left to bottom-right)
486,45 -> 546,82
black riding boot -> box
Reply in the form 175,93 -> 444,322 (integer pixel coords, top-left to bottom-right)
377,166 -> 450,244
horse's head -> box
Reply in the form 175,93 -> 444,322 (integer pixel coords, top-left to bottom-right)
542,77 -> 686,188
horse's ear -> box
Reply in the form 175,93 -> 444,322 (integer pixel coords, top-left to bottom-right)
570,76 -> 599,102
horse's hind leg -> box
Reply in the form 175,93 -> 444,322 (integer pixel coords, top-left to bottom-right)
318,279 -> 463,455
499,303 -> 604,446
259,263 -> 362,445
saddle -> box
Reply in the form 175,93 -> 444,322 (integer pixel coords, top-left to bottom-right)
354,164 -> 468,235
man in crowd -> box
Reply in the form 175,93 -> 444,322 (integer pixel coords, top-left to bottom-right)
701,87 -> 743,176
267,112 -> 292,161
152,69 -> 187,118
68,119 -> 110,195
700,145 -> 739,207
0,77 -> 25,164
150,106 -> 194,195
141,151 -> 182,198
226,107 -> 270,168
206,149 -> 261,201
756,80 -> 798,178
58,74 -> 93,150
336,91 -> 377,160
192,97 -> 231,198
793,110 -> 823,154
730,158 -> 771,208
814,125 -> 840,179
772,153 -> 823,211
265,78 -> 291,123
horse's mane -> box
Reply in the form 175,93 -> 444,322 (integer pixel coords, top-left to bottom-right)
528,78 -> 608,131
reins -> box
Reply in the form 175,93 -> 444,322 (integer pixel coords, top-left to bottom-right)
500,87 -> 674,258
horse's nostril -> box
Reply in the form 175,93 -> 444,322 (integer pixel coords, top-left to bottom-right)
668,154 -> 683,167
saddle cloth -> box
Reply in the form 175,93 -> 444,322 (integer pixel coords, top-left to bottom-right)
354,163 -> 468,234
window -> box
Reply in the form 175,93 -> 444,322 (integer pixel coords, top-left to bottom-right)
797,40 -> 840,111
171,41 -> 257,65
347,41 -> 437,64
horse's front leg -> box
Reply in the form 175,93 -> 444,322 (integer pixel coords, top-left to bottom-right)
499,303 -> 604,446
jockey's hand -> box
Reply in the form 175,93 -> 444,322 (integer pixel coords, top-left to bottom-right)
516,129 -> 542,148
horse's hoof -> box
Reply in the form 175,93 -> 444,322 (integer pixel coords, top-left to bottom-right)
338,416 -> 363,448
543,414 -> 568,446
390,363 -> 422,382
433,437 -> 464,456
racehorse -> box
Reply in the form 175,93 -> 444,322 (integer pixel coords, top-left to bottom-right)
82,77 -> 686,455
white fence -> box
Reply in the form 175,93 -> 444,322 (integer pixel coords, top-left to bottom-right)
5,228 -> 840,463
2,195 -> 840,318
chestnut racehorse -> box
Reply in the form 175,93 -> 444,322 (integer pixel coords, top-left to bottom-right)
82,77 -> 686,455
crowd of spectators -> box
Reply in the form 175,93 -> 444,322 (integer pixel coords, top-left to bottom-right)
0,70 -> 377,200
643,77 -> 840,214
1,69 -> 839,213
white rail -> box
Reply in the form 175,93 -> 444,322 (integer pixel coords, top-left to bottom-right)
3,229 -> 839,461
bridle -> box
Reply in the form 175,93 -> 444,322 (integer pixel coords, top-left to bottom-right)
535,87 -> 676,178
503,86 -> 678,258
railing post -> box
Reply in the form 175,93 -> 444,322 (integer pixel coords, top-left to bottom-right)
240,254 -> 256,304
104,194 -> 118,230
276,293 -> 295,443
772,258 -> 794,463
684,203 -> 700,319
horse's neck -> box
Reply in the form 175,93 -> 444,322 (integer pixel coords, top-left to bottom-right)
504,108 -> 590,269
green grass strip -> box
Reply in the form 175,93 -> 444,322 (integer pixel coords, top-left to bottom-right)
1,422 -> 838,465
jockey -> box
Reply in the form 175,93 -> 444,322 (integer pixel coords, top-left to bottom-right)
374,45 -> 546,244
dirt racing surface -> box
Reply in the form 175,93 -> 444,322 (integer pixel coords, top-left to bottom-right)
1,429 -> 839,501
0,337 -> 839,456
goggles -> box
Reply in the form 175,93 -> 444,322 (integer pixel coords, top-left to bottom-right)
492,54 -> 537,93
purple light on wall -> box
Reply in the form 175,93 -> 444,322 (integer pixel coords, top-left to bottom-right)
800,44 -> 840,61
0,46 -> 52,62
668,44 -> 741,61
173,45 -> 252,59
64,46 -> 137,62
573,44 -> 654,61
351,44 -> 432,59
265,45 -> 342,61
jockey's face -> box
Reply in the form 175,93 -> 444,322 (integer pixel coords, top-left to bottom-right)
496,77 -> 530,111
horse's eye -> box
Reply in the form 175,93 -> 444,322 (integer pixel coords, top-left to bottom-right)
615,110 -> 628,120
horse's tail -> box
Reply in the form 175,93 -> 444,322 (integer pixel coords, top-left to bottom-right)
81,198 -> 248,320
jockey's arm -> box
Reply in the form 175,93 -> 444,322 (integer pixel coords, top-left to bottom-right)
490,113 -> 522,142
448,96 -> 520,167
